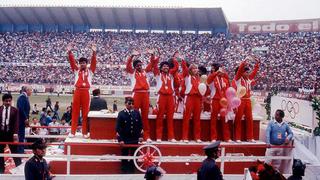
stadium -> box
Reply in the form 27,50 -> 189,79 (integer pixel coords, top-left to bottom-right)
0,0 -> 319,179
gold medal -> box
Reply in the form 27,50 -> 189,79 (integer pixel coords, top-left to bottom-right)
82,83 -> 86,87
165,86 -> 168,90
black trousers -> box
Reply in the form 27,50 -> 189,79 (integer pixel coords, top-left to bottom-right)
0,133 -> 21,173
121,146 -> 137,174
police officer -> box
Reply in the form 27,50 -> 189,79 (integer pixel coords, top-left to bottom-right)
144,165 -> 165,180
116,97 -> 143,173
24,139 -> 54,180
197,141 -> 223,180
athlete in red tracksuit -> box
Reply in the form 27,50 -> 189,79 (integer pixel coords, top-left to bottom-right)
67,44 -> 97,138
153,56 -> 179,142
181,60 -> 202,143
126,51 -> 154,141
233,56 -> 260,142
207,63 -> 231,142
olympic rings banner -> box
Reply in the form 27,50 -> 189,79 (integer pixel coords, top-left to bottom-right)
271,96 -> 316,129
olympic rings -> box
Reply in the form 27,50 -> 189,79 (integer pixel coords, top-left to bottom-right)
281,99 -> 299,119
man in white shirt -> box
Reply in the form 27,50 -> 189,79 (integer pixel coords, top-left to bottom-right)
48,118 -> 60,135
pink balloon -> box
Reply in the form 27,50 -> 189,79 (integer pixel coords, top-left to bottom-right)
226,87 -> 236,100
231,97 -> 241,108
220,108 -> 227,117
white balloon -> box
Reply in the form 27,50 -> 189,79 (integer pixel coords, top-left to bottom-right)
198,83 -> 207,96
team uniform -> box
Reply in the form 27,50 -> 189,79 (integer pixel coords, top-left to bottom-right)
233,61 -> 259,141
68,50 -> 96,136
153,58 -> 179,140
126,55 -> 154,139
24,155 -> 51,180
207,72 -> 231,141
181,60 -> 202,141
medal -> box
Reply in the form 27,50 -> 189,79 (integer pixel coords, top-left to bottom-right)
165,86 -> 168,89
82,83 -> 86,87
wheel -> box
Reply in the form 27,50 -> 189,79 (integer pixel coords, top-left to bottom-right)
133,144 -> 162,172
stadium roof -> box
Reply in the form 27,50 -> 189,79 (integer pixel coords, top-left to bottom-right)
0,6 -> 227,31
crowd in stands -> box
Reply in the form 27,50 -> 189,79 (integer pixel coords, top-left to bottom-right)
0,31 -> 319,92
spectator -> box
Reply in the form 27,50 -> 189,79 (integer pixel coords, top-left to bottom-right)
45,97 -> 53,111
30,117 -> 40,135
53,101 -> 60,120
59,119 -> 70,135
287,159 -> 306,180
144,166 -> 165,180
45,111 -> 52,126
48,117 -> 60,135
31,104 -> 39,114
265,109 -> 294,173
113,100 -> 118,113
61,106 -> 72,123
39,108 -> 47,126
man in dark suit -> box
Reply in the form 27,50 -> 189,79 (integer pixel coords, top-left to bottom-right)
0,93 -> 21,173
16,86 -> 32,154
89,89 -> 108,111
116,97 -> 143,173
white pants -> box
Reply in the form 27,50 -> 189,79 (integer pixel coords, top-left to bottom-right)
265,147 -> 293,174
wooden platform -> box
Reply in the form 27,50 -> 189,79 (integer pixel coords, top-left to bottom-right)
89,112 -> 262,141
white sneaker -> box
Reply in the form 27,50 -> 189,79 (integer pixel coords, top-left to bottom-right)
227,139 -> 233,143
83,134 -> 90,139
249,139 -> 256,143
170,139 -> 177,143
183,140 -> 189,143
146,138 -> 152,143
235,140 -> 242,143
211,140 -> 217,143
68,133 -> 75,138
196,139 -> 202,143
156,139 -> 161,143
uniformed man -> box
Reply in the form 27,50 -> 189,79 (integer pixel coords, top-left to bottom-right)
144,165 -> 165,180
116,97 -> 143,173
24,138 -> 54,180
197,141 -> 223,180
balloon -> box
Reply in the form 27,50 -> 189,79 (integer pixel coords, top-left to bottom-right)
200,75 -> 208,83
198,83 -> 207,96
231,97 -> 241,108
226,87 -> 236,100
237,86 -> 247,98
219,98 -> 228,108
220,108 -> 227,117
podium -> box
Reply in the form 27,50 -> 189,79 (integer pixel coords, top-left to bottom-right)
88,111 -> 262,141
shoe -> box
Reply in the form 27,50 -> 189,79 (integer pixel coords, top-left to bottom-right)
170,139 -> 177,143
156,139 -> 161,143
183,140 -> 189,143
235,140 -> 241,143
146,138 -> 152,143
68,133 -> 75,138
196,139 -> 202,143
227,139 -> 233,143
249,139 -> 256,143
83,134 -> 90,139
211,140 -> 216,143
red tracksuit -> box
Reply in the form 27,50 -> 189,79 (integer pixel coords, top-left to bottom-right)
153,59 -> 179,140
126,56 -> 154,139
207,72 -> 230,141
181,60 -> 202,140
233,61 -> 259,141
68,51 -> 96,135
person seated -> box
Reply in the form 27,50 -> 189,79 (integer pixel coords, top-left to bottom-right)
48,118 -> 60,135
31,104 -> 39,114
144,166 -> 165,180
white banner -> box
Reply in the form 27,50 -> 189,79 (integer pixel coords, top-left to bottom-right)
271,96 -> 316,129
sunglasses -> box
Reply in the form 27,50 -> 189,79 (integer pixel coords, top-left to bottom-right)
127,102 -> 134,105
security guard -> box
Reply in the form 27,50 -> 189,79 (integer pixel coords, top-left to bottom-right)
197,141 -> 223,180
116,97 -> 143,173
24,138 -> 54,180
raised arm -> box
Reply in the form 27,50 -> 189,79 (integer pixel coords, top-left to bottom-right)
67,45 -> 78,71
169,58 -> 179,75
152,56 -> 160,76
181,59 -> 189,77
89,44 -> 97,73
146,54 -> 159,73
126,55 -> 135,74
249,59 -> 260,80
207,72 -> 218,84
235,61 -> 247,81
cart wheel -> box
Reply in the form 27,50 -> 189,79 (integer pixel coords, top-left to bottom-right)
133,144 -> 162,172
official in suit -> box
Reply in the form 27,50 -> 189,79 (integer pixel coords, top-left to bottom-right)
116,97 -> 143,173
89,89 -> 108,111
0,94 -> 21,173
16,86 -> 32,154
